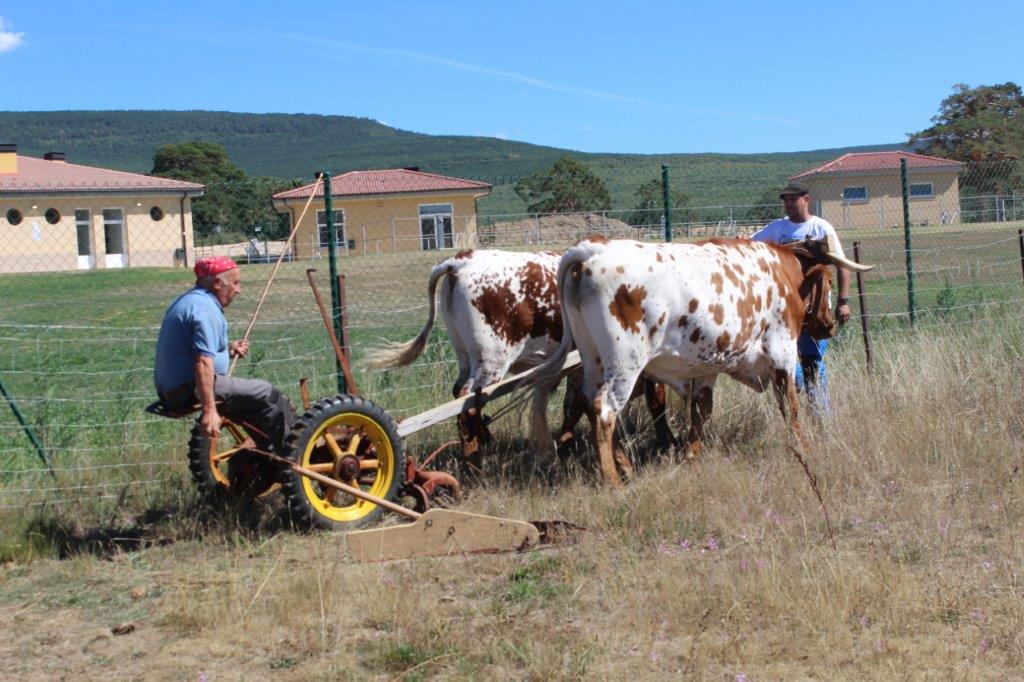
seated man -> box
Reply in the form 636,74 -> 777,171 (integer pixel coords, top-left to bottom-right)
154,256 -> 296,454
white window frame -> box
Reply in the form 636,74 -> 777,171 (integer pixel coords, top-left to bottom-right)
316,208 -> 346,249
909,182 -> 934,199
842,186 -> 868,204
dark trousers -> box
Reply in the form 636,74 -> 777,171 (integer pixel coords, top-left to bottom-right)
214,375 -> 297,453
164,376 -> 297,453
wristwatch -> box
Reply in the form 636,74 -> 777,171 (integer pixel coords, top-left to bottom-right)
836,297 -> 849,306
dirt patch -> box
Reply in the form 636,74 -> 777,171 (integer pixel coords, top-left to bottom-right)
480,213 -> 638,247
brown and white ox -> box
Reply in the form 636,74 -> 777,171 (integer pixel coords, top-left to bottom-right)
530,236 -> 872,485
369,249 -> 675,470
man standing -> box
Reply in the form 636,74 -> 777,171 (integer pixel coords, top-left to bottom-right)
751,182 -> 851,415
154,256 -> 295,453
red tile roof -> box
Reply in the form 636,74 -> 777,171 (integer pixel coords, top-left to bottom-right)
791,151 -> 963,179
273,168 -> 491,200
0,155 -> 204,194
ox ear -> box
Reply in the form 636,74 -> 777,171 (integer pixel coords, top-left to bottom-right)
780,238 -> 822,262
783,236 -> 875,273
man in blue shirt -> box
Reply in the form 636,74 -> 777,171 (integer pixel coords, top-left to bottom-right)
751,182 -> 852,415
155,257 -> 295,454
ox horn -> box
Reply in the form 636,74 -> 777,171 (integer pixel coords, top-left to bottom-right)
824,233 -> 874,272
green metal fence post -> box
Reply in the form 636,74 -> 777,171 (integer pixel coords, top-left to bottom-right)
0,376 -> 54,476
661,164 -> 673,243
321,171 -> 347,394
900,157 -> 916,324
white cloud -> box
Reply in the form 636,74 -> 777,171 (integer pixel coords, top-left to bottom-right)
0,17 -> 25,53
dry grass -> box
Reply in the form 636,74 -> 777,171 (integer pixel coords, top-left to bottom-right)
1,317 -> 1023,679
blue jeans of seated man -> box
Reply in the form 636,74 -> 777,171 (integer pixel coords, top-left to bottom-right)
795,334 -> 831,417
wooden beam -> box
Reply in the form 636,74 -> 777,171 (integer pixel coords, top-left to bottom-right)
396,351 -> 580,438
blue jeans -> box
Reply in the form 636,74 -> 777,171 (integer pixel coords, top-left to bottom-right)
795,334 -> 831,417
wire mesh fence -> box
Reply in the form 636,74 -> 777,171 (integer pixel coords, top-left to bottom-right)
0,157 -> 1022,519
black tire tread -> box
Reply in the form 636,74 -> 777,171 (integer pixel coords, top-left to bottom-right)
281,394 -> 404,532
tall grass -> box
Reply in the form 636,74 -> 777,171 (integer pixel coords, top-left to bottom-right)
0,275 -> 1022,676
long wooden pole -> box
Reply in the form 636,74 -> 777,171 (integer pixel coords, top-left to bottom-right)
853,241 -> 873,372
229,176 -> 323,376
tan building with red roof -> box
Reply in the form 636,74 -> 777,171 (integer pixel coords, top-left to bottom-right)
272,168 -> 490,258
791,151 -> 964,230
0,144 -> 204,274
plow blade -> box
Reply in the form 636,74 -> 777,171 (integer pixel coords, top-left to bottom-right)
346,508 -> 540,562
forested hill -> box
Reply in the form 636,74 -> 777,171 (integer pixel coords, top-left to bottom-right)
0,110 -> 912,211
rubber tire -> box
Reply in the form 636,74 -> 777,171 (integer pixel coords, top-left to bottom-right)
282,394 -> 404,532
186,417 -> 278,500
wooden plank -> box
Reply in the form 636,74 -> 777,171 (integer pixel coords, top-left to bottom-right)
345,508 -> 541,562
396,350 -> 580,438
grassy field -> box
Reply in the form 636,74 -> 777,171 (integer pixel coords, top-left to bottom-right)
0,312 -> 1021,678
0,221 -> 1022,676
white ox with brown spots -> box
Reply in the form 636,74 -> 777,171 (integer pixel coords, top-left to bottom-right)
530,236 -> 872,485
369,249 -> 675,469
369,249 -> 562,466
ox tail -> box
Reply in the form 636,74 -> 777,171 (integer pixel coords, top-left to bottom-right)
527,240 -> 605,453
366,259 -> 459,369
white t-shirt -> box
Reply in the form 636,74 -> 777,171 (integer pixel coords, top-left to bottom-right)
751,215 -> 846,259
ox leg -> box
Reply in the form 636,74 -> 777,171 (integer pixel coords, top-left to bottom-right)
772,369 -> 809,451
585,396 -> 624,487
585,378 -> 637,486
457,366 -> 503,478
682,378 -> 714,461
456,389 -> 494,478
643,378 -> 678,453
556,368 -> 586,451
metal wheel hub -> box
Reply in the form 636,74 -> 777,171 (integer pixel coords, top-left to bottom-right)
335,455 -> 361,481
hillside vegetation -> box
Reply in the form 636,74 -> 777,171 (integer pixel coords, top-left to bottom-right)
1,110 -> 912,213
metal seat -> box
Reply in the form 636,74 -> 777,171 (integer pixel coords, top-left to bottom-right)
145,400 -> 201,420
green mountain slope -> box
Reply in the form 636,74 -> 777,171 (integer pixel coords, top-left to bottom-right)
0,110 -> 912,213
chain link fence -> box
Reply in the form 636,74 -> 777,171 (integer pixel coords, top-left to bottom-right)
0,158 -> 1022,523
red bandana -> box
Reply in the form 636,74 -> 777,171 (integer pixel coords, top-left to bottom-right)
193,256 -> 238,278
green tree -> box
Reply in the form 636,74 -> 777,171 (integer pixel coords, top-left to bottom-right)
909,83 -> 1024,197
909,83 -> 1024,162
627,178 -> 692,227
152,140 -> 246,182
152,141 -> 290,240
514,156 -> 612,213
743,188 -> 783,224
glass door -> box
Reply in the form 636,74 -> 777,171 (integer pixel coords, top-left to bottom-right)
418,204 -> 454,251
102,209 -> 125,268
75,209 -> 94,269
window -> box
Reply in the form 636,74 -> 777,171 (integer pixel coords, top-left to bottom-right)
75,209 -> 91,257
6,208 -> 22,225
419,203 -> 454,251
150,206 -> 165,221
44,208 -> 61,224
316,209 -> 345,249
909,183 -> 934,198
842,186 -> 868,203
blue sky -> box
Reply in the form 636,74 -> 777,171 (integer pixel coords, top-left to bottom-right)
0,1 -> 1019,154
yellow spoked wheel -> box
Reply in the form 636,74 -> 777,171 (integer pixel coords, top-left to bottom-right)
187,417 -> 280,500
282,394 -> 404,531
